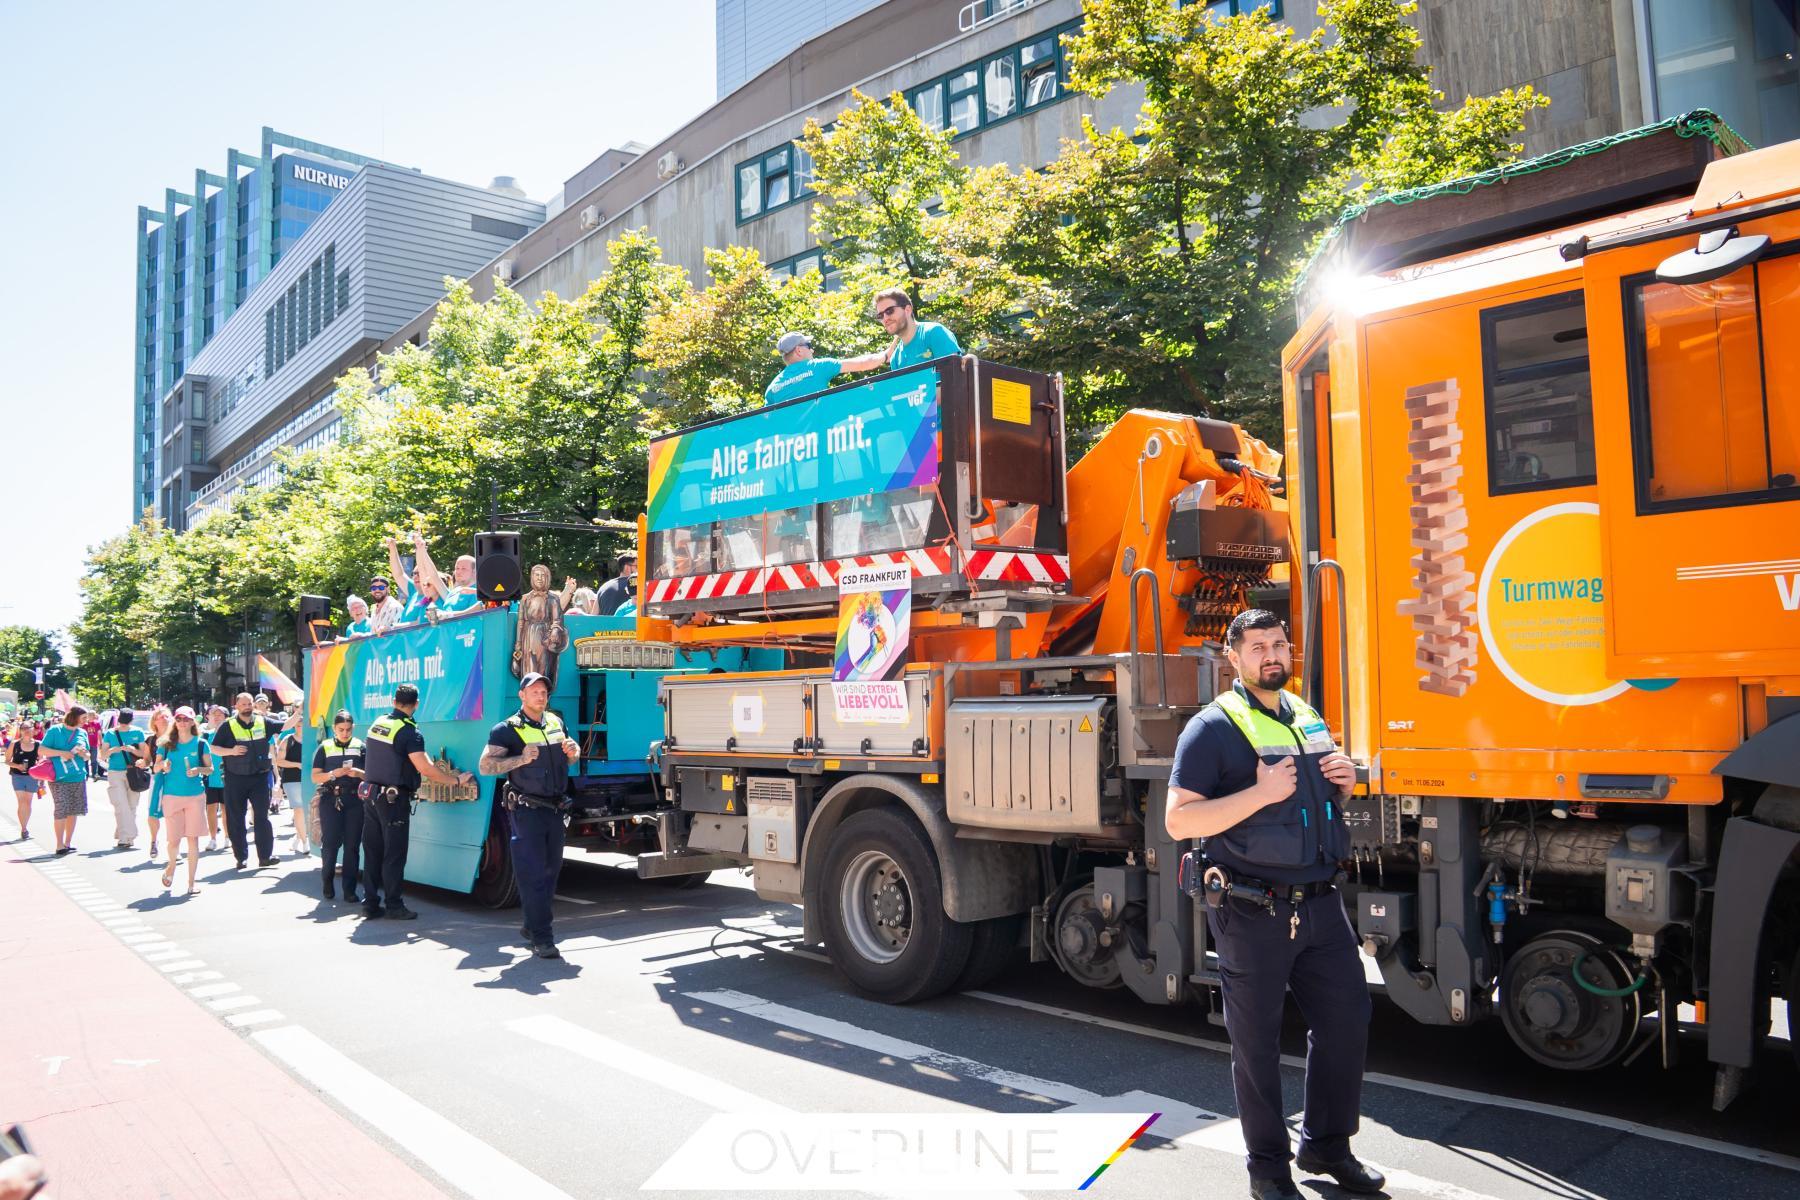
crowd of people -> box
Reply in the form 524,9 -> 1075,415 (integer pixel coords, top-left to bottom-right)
4,693 -> 307,895
335,533 -> 638,639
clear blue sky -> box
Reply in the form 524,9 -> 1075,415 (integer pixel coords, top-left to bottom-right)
0,0 -> 716,642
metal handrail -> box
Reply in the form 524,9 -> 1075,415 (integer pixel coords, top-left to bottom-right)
1303,557 -> 1351,757
1126,567 -> 1169,710
958,0 -> 1037,33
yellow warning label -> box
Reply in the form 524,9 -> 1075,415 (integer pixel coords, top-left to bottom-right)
1077,715 -> 1093,733
721,773 -> 735,790
991,378 -> 1032,425
726,797 -> 736,813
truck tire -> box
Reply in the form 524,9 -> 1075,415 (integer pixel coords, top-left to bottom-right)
954,912 -> 1027,992
472,812 -> 519,909
820,807 -> 973,1004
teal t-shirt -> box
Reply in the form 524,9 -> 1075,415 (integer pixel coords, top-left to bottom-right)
398,587 -> 432,626
42,725 -> 87,783
890,321 -> 960,370
345,617 -> 373,637
160,737 -> 209,797
434,587 -> 482,616
202,730 -> 226,788
103,726 -> 146,771
764,358 -> 843,405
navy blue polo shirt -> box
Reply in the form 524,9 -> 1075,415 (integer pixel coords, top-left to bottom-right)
1169,684 -> 1337,885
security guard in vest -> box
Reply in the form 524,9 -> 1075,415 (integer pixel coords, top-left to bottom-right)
359,683 -> 473,920
479,672 -> 580,959
211,691 -> 280,869
1166,609 -> 1381,1200
311,709 -> 365,903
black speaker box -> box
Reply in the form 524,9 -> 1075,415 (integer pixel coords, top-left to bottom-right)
296,594 -> 332,646
475,531 -> 522,602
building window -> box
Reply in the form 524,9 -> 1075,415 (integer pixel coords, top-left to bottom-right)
1643,0 -> 1798,148
336,270 -> 350,313
1481,292 -> 1595,495
737,162 -> 762,221
985,53 -> 1019,123
1021,36 -> 1061,108
912,80 -> 946,131
1198,1 -> 1284,16
948,67 -> 982,133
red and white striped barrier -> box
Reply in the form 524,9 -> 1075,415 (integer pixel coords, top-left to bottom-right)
644,546 -> 1069,606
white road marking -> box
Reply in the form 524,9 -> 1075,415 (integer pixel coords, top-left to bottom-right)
41,1056 -> 67,1076
188,982 -> 241,998
553,893 -> 596,905
226,1009 -> 285,1028
112,1058 -> 158,1069
254,1025 -> 576,1200
965,991 -> 1800,1175
155,959 -> 206,972
118,932 -> 165,944
171,970 -> 222,985
208,995 -> 260,1012
507,1015 -> 780,1112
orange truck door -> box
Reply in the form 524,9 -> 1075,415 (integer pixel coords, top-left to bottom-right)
1585,231 -> 1800,680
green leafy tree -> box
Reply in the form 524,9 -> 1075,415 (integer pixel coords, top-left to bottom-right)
72,522 -> 163,705
0,625 -> 69,703
801,0 -> 1545,441
645,244 -> 880,424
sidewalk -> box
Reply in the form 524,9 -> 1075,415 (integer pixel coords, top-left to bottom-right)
0,835 -> 452,1200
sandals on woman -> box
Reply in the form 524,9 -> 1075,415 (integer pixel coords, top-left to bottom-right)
161,867 -> 175,889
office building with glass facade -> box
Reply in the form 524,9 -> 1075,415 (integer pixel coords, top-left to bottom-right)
133,129 -> 394,521
156,164 -> 544,531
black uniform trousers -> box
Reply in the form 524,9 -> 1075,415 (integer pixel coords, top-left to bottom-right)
509,801 -> 566,945
318,791 -> 364,897
222,772 -> 274,864
1206,886 -> 1371,1182
361,791 -> 412,912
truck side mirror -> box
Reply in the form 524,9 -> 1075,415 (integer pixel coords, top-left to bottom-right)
1655,226 -> 1770,286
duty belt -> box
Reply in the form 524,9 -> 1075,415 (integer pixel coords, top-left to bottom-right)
1178,852 -> 1335,915
503,785 -> 563,812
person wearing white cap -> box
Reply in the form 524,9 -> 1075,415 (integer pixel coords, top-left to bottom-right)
762,331 -> 891,406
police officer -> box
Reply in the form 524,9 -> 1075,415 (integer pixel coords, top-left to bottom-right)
479,672 -> 580,959
311,709 -> 365,903
211,691 -> 280,869
1166,609 -> 1381,1200
358,684 -> 472,920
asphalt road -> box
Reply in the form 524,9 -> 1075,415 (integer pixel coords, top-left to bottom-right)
6,794 -> 1797,1200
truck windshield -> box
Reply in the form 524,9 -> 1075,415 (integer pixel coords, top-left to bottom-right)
1628,251 -> 1800,512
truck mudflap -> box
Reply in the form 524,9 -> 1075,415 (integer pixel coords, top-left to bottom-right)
1705,784 -> 1800,1077
797,773 -> 1039,946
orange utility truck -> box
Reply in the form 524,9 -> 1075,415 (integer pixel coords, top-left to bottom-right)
634,112 -> 1797,1102
1290,110 -> 1797,1100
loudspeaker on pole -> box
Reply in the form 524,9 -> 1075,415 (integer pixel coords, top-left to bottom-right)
475,531 -> 522,602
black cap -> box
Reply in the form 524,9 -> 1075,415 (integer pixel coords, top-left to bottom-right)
519,672 -> 550,691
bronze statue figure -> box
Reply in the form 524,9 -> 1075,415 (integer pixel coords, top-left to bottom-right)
512,564 -> 569,688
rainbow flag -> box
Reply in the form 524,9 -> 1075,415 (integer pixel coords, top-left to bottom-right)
257,655 -> 304,706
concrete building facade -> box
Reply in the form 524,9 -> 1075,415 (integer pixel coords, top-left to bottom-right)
348,0 -> 1791,425
164,165 -> 544,529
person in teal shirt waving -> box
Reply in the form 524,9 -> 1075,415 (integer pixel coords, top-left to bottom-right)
763,332 -> 891,406
876,288 -> 961,371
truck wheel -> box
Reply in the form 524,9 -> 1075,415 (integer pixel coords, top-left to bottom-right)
820,808 -> 973,1004
472,812 -> 519,909
1789,946 -> 1800,1078
1499,930 -> 1642,1070
954,912 -> 1027,992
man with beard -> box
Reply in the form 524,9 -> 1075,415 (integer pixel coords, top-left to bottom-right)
1164,609 -> 1377,1200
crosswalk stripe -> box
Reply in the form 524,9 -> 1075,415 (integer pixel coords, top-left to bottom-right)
254,1026 -> 576,1200
506,1015 -> 778,1113
226,1009 -> 285,1028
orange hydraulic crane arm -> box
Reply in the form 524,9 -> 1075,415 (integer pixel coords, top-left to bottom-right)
1042,409 -> 1284,658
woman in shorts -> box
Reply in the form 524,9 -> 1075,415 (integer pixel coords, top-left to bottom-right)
275,724 -> 310,854
142,706 -> 173,860
201,706 -> 228,851
155,707 -> 211,895
39,707 -> 91,854
6,720 -> 40,840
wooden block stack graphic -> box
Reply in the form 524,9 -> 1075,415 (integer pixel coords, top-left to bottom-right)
1398,378 -> 1478,696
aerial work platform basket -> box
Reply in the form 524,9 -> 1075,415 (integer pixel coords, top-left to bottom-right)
640,356 -> 1071,629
